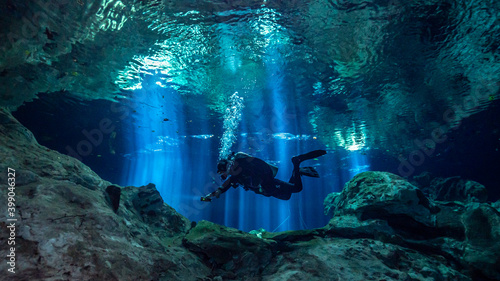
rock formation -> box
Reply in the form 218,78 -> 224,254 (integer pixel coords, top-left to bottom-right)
0,108 -> 207,280
324,171 -> 500,280
1,107 -> 498,280
412,172 -> 488,203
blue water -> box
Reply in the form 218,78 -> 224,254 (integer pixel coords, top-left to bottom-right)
116,80 -> 369,232
8,0 -> 500,232
14,86 -> 500,232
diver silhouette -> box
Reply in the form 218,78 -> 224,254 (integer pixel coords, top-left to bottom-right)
201,150 -> 327,201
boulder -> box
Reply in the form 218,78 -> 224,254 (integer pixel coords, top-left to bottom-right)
461,203 -> 500,279
324,171 -> 436,235
413,173 -> 488,203
324,171 -> 500,280
122,183 -> 191,238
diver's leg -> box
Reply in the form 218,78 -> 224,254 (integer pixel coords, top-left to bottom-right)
292,150 -> 327,166
269,179 -> 295,200
287,167 -> 303,192
288,152 -> 304,190
299,167 -> 320,177
289,149 -> 326,187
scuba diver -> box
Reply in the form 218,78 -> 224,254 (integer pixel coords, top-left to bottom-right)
201,150 -> 327,201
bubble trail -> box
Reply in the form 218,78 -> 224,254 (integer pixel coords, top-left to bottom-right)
219,92 -> 245,160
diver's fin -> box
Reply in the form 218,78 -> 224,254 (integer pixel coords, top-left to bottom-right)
293,150 -> 327,165
299,166 -> 320,178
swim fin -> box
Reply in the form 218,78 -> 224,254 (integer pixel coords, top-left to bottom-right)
292,150 -> 327,165
299,166 -> 320,178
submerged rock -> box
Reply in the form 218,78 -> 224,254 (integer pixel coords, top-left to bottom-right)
261,237 -> 470,281
413,172 -> 488,203
0,108 -> 208,280
0,107 -> 106,191
462,203 -> 500,278
327,171 -> 434,216
105,185 -> 121,213
183,220 -> 275,278
324,171 -> 500,280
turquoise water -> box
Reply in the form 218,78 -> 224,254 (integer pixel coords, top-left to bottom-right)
4,0 -> 500,231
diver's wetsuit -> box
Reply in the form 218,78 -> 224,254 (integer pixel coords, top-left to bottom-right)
219,151 -> 324,200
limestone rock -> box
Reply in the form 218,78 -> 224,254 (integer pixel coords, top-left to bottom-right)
324,171 -> 500,280
104,185 -> 121,213
0,178 -> 210,280
0,108 -> 209,280
183,220 -> 275,279
493,200 -> 500,211
412,171 -> 434,187
122,183 -> 191,238
261,238 -> 471,281
323,192 -> 341,218
0,108 -> 108,191
413,173 -> 488,203
462,203 -> 500,279
324,171 -> 435,227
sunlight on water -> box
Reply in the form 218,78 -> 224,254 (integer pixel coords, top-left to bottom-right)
95,0 -> 128,31
121,85 -> 186,212
348,153 -> 370,178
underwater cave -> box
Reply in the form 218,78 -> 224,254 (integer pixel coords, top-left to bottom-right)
1,0 -> 500,280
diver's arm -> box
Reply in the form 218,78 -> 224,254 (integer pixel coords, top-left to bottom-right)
219,177 -> 233,193
201,177 -> 235,202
